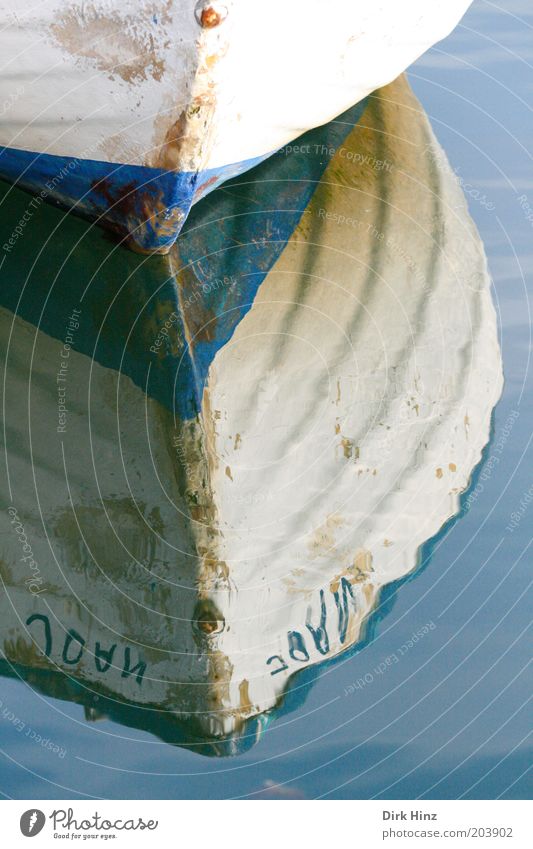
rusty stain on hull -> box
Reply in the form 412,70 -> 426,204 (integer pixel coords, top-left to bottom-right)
195,3 -> 229,30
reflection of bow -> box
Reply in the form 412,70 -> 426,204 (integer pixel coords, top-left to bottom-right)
0,75 -> 503,757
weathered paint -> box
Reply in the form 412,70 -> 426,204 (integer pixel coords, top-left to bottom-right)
0,77 -> 502,753
0,93 -> 365,252
0,145 -> 273,253
0,0 -> 473,250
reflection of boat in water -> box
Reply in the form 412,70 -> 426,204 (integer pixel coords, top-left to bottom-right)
0,1 -> 472,252
0,75 -> 502,756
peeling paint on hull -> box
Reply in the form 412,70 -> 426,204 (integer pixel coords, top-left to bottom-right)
0,93 -> 365,252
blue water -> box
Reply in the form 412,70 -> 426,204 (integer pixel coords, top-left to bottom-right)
0,0 -> 531,799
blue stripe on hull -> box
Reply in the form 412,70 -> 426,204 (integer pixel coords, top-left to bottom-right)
0,147 -> 272,253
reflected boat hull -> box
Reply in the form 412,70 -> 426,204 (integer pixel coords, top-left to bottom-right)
0,75 -> 502,754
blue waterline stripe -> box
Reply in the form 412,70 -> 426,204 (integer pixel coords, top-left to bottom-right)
0,146 -> 272,252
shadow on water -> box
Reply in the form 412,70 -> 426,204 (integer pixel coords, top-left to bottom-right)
0,76 -> 502,757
